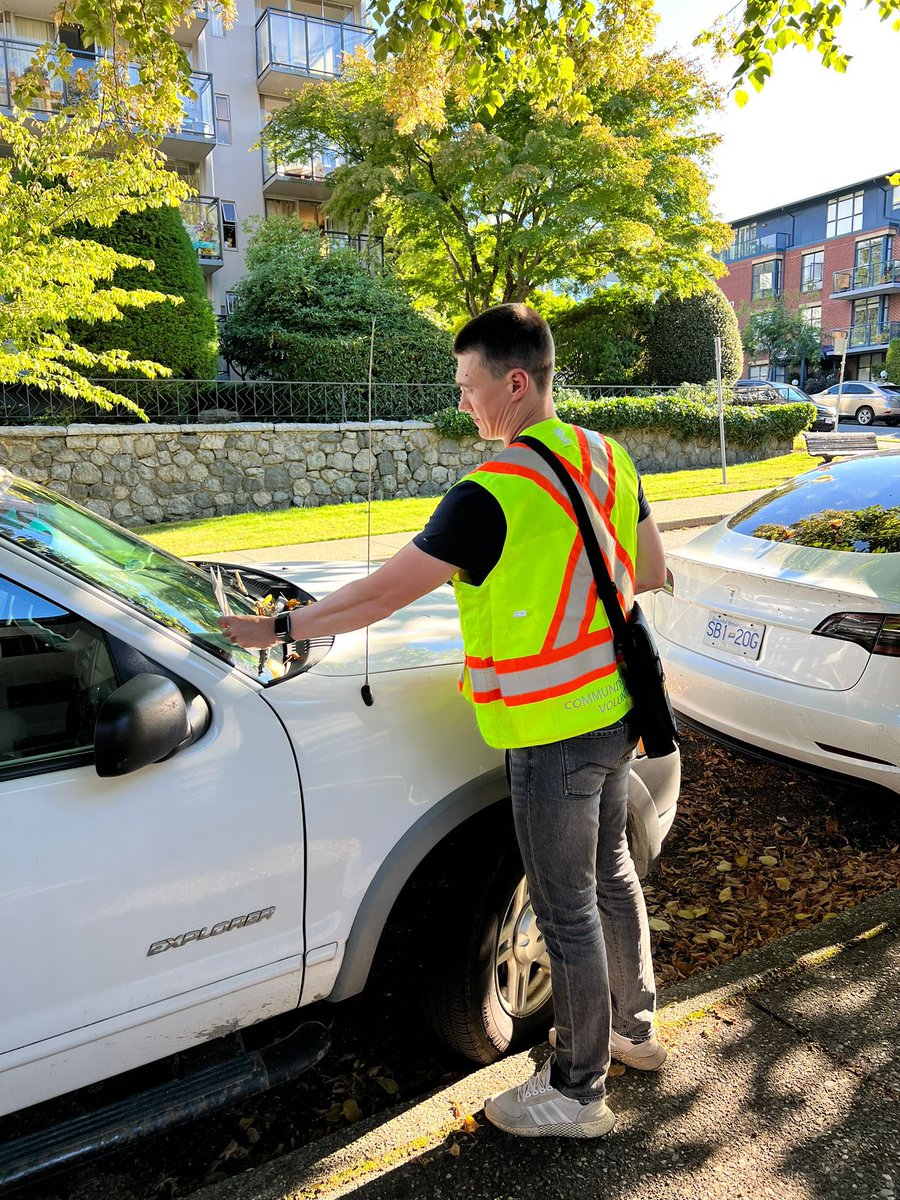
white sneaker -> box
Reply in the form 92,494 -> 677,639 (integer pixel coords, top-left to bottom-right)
548,1026 -> 667,1071
484,1059 -> 615,1139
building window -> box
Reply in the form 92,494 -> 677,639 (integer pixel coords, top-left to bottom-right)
747,363 -> 767,379
893,185 -> 900,210
172,160 -> 201,192
221,201 -> 238,249
751,259 -> 780,300
265,198 -> 298,219
732,222 -> 757,256
209,5 -> 228,36
214,94 -> 231,145
856,352 -> 886,381
825,190 -> 864,239
224,291 -> 238,315
800,250 -> 823,293
802,304 -> 821,328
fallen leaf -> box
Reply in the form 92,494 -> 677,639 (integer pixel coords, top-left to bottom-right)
774,877 -> 792,892
608,1064 -> 626,1076
735,854 -> 749,868
758,855 -> 778,866
707,930 -> 727,941
715,860 -> 732,872
648,917 -> 671,931
462,1114 -> 480,1134
448,1143 -> 461,1158
718,887 -> 733,901
376,1077 -> 400,1095
343,1099 -> 363,1123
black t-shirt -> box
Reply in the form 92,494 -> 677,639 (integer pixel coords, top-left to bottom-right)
413,477 -> 651,586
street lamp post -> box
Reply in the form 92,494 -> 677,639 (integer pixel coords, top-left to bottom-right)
831,328 -> 849,420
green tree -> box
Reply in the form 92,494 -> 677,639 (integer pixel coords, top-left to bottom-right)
220,219 -> 453,384
646,288 -> 744,386
264,44 -> 730,325
71,206 -> 218,380
552,289 -> 654,385
741,297 -> 823,383
886,338 -> 900,384
0,0 -> 233,414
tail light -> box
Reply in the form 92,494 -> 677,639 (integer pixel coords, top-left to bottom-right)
813,612 -> 900,656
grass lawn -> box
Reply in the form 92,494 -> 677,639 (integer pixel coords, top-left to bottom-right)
139,449 -> 817,557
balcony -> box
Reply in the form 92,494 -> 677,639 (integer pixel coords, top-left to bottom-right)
719,231 -> 791,264
159,70 -> 216,161
324,230 -> 384,270
255,9 -> 374,96
180,195 -> 223,273
179,2 -> 210,42
847,320 -> 900,351
262,143 -> 343,194
831,260 -> 900,299
0,40 -> 215,159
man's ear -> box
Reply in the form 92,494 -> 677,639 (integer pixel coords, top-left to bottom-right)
508,367 -> 530,399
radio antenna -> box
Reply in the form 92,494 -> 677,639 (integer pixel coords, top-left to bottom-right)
361,315 -> 376,707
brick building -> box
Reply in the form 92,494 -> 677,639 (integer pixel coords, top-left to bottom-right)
717,173 -> 900,383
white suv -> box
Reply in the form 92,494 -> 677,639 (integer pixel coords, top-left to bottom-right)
0,469 -> 679,1183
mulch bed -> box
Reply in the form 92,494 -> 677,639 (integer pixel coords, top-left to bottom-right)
16,729 -> 900,1200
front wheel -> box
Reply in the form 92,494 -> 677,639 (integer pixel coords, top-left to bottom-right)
855,405 -> 875,426
422,845 -> 553,1065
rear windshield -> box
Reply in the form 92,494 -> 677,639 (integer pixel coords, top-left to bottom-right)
728,454 -> 900,553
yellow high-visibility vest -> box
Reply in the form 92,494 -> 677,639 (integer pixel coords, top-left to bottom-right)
452,417 -> 640,749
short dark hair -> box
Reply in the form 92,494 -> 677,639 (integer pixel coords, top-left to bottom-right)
453,304 -> 554,394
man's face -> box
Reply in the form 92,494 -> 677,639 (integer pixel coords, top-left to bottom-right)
455,350 -> 520,443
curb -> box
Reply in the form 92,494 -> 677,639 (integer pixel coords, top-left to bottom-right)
192,887 -> 900,1200
655,513 -> 727,532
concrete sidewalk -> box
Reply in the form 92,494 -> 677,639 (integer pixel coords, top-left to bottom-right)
202,489 -> 768,567
195,889 -> 900,1200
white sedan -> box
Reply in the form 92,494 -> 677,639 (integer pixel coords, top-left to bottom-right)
649,451 -> 900,798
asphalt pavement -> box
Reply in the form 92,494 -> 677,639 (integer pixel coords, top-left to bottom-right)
194,889 -> 900,1200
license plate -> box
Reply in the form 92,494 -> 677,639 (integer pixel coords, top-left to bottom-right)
702,613 -> 765,660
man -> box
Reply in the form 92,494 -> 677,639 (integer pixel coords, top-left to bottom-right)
221,304 -> 667,1139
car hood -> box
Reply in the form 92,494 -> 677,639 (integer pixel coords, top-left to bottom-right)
253,560 -> 464,676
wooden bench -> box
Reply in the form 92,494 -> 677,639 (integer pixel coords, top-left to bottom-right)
803,431 -> 879,462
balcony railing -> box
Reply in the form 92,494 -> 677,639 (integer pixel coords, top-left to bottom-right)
0,39 -> 213,139
0,38 -> 98,111
262,143 -> 344,185
848,320 -> 900,349
256,9 -> 375,80
324,230 -> 384,269
179,195 -> 223,267
719,231 -> 791,264
832,260 -> 900,294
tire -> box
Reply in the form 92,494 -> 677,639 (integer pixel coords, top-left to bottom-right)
855,405 -> 875,426
422,843 -> 553,1065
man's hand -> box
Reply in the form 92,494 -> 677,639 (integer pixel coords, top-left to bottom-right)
218,614 -> 276,649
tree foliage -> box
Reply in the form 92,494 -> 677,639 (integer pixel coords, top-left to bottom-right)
886,338 -> 900,384
697,1 -> 900,107
646,289 -> 744,386
220,219 -> 453,384
71,205 -> 218,380
0,0 -> 233,414
741,297 -> 823,377
265,40 -> 730,324
552,290 -> 654,385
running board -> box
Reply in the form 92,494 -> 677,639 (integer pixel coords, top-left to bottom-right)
0,1020 -> 330,1190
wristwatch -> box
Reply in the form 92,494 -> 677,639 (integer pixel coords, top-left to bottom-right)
273,610 -> 294,644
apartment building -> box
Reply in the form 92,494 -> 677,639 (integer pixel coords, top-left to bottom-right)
717,173 -> 900,382
0,0 -> 382,321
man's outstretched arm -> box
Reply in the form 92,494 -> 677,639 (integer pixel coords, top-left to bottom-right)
220,542 -> 459,649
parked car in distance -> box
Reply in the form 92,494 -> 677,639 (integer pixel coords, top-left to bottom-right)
733,380 -> 836,431
0,468 -> 680,1174
819,380 -> 900,426
648,450 -> 899,799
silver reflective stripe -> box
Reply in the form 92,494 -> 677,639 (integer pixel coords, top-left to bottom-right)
467,638 -> 617,701
550,542 -> 595,650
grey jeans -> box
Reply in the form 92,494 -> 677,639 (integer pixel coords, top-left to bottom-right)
508,715 -> 657,1101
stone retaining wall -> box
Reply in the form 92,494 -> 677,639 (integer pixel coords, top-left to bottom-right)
0,422 -> 793,526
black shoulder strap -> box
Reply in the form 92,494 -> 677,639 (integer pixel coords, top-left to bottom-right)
516,434 -> 629,648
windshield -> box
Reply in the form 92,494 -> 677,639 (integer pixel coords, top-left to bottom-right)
0,470 -> 280,681
727,454 -> 900,553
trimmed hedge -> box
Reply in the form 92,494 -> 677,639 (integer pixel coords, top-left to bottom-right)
647,289 -> 744,387
70,204 -> 219,380
431,395 -> 816,446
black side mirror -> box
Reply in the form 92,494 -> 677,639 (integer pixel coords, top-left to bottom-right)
94,674 -> 189,778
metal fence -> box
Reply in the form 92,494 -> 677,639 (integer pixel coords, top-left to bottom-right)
0,380 -> 686,426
